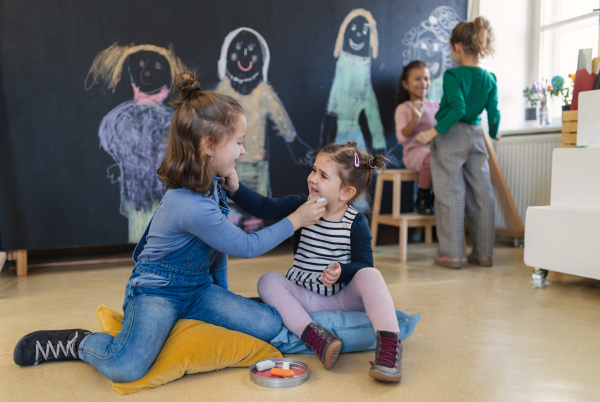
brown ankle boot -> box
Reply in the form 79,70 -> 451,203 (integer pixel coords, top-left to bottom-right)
369,331 -> 402,382
300,322 -> 342,369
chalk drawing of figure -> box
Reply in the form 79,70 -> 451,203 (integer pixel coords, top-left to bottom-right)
401,6 -> 461,101
85,43 -> 188,243
215,27 -> 313,203
321,9 -> 385,153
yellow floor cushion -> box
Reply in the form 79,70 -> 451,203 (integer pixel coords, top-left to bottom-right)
96,305 -> 282,394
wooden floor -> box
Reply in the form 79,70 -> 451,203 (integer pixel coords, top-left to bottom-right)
1,240 -> 599,401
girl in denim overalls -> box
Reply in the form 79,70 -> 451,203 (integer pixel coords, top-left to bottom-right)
13,72 -> 327,382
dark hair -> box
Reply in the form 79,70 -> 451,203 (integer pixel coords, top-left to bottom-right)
450,16 -> 495,59
318,141 -> 387,204
395,60 -> 428,106
157,72 -> 244,195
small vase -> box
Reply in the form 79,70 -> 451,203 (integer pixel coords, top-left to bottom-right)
562,104 -> 571,111
538,97 -> 551,126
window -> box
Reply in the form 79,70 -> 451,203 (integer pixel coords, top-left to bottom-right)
537,0 -> 598,113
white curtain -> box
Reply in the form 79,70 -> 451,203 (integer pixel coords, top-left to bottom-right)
467,0 -> 480,20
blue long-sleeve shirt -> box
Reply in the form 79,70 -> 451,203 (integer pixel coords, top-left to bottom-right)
136,177 -> 295,264
229,182 -> 373,284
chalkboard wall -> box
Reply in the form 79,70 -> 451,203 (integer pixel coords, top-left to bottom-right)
0,0 -> 466,250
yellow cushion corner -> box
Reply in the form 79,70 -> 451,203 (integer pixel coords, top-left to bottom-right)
95,305 -> 282,395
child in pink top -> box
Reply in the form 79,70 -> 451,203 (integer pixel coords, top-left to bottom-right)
395,61 -> 439,215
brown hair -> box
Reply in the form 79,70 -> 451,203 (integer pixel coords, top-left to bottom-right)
318,141 -> 387,204
157,72 -> 244,195
450,16 -> 495,60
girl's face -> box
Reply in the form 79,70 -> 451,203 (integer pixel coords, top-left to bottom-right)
209,114 -> 246,178
307,153 -> 345,203
402,66 -> 430,101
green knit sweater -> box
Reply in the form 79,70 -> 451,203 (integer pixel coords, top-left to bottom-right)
434,66 -> 500,138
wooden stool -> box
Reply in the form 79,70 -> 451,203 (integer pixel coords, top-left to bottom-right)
370,169 -> 436,262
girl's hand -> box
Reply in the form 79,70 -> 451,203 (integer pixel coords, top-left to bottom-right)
220,172 -> 239,194
287,198 -> 327,230
322,262 -> 341,287
415,128 -> 439,144
411,100 -> 423,120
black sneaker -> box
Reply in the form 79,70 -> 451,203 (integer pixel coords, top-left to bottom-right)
301,322 -> 342,369
14,329 -> 90,367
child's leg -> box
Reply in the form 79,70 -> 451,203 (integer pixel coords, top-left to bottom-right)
330,268 -> 399,332
430,127 -> 468,259
257,272 -> 342,369
257,272 -> 329,336
416,154 -> 434,215
463,129 -> 495,259
332,268 -> 402,382
79,295 -> 180,383
185,283 -> 282,342
418,153 -> 432,190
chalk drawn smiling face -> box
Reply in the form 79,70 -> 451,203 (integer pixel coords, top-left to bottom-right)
226,30 -> 263,84
343,16 -> 370,57
127,51 -> 171,94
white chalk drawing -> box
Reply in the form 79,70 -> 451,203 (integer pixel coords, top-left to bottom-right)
401,6 -> 461,101
215,27 -> 313,203
85,43 -> 188,243
321,9 -> 385,153
215,27 -> 314,232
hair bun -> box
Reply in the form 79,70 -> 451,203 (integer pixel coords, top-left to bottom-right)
174,72 -> 202,98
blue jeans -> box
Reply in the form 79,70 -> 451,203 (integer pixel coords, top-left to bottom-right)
78,215 -> 281,382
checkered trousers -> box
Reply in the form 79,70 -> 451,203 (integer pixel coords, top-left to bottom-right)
430,122 -> 495,259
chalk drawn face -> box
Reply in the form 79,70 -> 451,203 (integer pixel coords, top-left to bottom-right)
127,51 -> 171,93
226,31 -> 263,85
412,32 -> 445,79
343,16 -> 370,57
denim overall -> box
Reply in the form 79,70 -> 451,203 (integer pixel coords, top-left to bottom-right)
78,186 -> 282,383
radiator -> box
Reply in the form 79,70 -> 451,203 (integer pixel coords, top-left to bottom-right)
492,133 -> 561,230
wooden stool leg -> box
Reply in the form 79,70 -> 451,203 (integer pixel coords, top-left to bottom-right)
399,219 -> 408,263
425,224 -> 433,247
16,249 -> 28,276
370,175 -> 384,249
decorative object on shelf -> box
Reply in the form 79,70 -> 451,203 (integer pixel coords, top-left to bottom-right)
571,48 -> 597,110
538,94 -> 551,126
561,110 -> 578,148
523,75 -> 574,125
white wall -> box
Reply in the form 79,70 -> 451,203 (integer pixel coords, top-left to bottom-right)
479,0 -> 534,131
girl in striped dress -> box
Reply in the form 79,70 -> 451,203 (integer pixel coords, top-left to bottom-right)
225,141 -> 403,382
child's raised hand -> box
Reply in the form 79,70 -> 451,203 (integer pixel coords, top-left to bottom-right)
287,198 -> 327,230
415,128 -> 439,144
323,262 -> 341,287
411,100 -> 423,120
220,171 -> 240,194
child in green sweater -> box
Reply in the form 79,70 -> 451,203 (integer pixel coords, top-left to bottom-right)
415,16 -> 500,269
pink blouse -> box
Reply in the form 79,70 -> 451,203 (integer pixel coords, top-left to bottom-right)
394,100 -> 439,171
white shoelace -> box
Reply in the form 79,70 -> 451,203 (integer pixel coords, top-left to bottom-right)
34,331 -> 80,365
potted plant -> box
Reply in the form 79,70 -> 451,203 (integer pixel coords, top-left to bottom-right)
523,82 -> 542,122
549,75 -> 574,111
523,75 -> 574,125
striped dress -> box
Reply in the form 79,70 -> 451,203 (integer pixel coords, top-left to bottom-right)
285,206 -> 358,296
